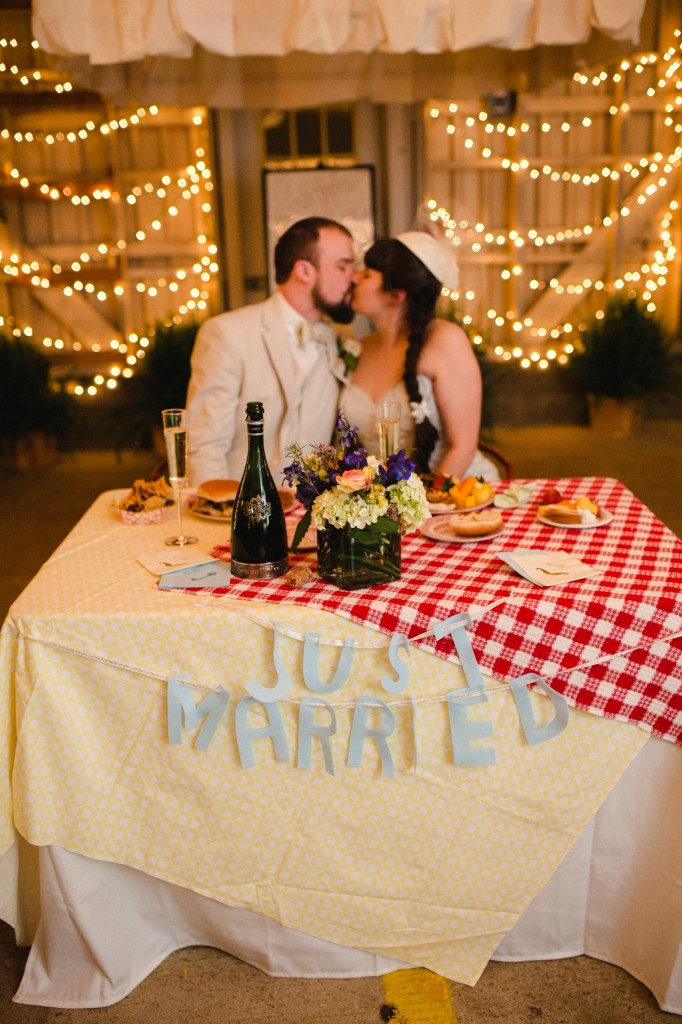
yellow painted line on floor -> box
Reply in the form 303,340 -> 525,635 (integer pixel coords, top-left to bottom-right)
382,968 -> 457,1024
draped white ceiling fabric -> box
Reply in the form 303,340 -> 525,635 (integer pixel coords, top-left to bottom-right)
33,0 -> 647,63
31,0 -> 648,107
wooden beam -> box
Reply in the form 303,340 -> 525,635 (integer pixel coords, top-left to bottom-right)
0,221 -> 122,345
523,166 -> 680,330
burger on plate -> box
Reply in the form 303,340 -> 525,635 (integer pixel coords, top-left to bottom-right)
193,479 -> 239,518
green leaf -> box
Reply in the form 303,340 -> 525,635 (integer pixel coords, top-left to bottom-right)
290,507 -> 313,553
356,516 -> 400,538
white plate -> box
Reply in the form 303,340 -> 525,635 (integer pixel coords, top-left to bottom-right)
187,489 -> 300,522
537,510 -> 614,530
187,496 -> 232,522
427,496 -> 494,515
419,517 -> 505,544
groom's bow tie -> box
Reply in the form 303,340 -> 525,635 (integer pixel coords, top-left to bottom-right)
297,320 -> 333,347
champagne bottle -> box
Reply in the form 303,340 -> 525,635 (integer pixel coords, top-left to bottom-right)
231,402 -> 289,579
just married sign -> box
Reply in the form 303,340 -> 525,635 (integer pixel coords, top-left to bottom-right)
167,612 -> 570,777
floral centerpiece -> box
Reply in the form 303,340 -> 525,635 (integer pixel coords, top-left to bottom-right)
283,413 -> 430,590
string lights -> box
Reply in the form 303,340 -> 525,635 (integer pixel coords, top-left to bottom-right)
0,35 -> 76,94
426,145 -> 680,255
434,199 -> 677,368
0,105 -> 160,144
1,33 -> 217,399
429,113 -> 682,180
425,27 -> 681,368
429,33 -> 682,142
0,146 -> 218,298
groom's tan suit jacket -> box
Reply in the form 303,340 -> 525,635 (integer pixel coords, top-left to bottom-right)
186,293 -> 341,485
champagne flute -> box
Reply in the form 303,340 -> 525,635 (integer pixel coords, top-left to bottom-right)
162,408 -> 197,546
377,401 -> 401,462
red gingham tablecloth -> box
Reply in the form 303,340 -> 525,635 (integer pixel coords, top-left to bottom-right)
187,478 -> 682,746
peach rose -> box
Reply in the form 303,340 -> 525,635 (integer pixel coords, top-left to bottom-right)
336,467 -> 372,493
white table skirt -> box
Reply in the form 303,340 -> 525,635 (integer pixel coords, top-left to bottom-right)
8,736 -> 682,1012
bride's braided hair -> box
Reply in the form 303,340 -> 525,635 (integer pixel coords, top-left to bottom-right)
364,238 -> 441,472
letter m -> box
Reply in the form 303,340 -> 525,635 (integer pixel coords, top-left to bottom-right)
167,676 -> 229,752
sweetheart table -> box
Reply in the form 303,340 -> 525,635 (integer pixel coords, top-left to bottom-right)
1,478 -> 680,1010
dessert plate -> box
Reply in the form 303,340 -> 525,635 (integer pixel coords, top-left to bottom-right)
418,518 -> 505,544
537,510 -> 613,530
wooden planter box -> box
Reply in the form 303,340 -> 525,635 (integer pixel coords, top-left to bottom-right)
587,395 -> 640,439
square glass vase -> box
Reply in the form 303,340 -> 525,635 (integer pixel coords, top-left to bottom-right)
316,525 -> 401,590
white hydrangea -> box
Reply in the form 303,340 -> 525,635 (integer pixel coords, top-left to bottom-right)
312,482 -> 389,530
388,474 -> 431,532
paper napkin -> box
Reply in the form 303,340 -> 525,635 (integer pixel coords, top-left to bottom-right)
493,482 -> 536,508
158,560 -> 231,589
498,549 -> 604,587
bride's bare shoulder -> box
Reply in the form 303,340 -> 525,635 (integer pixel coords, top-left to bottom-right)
424,318 -> 473,358
429,317 -> 469,340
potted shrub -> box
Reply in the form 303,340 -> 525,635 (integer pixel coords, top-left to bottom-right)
0,334 -> 75,471
568,295 -> 678,438
123,320 -> 200,453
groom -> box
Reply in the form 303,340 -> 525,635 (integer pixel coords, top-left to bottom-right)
186,217 -> 356,486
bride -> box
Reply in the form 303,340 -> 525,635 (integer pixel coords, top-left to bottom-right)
341,232 -> 499,481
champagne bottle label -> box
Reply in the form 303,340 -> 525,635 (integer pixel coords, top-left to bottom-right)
244,495 -> 272,525
230,555 -> 289,580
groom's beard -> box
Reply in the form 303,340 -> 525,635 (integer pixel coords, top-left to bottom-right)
313,284 -> 355,325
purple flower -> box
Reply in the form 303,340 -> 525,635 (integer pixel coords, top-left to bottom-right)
295,480 -> 322,508
281,461 -> 301,488
379,449 -> 415,485
336,412 -> 364,454
282,456 -> 333,509
344,449 -> 368,468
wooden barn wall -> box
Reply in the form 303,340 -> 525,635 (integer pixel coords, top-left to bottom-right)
423,5 -> 681,363
0,9 -> 219,391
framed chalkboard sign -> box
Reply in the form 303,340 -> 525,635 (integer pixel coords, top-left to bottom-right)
263,166 -> 375,291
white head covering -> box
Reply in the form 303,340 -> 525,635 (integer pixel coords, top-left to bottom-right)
395,231 -> 459,291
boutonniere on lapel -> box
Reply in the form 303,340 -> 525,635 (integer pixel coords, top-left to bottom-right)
334,334 -> 362,380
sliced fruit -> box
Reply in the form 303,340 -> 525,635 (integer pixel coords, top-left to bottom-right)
576,496 -> 599,515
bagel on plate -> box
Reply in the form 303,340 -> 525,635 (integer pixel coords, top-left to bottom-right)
448,508 -> 503,537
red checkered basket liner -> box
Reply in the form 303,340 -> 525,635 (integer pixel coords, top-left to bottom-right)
184,478 -> 682,746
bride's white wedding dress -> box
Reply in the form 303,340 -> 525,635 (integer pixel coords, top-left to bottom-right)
340,375 -> 499,480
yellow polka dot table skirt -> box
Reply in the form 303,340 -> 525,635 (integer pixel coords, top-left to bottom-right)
0,492 -> 646,985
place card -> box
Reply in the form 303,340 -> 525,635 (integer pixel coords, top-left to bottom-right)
498,549 -> 605,587
159,560 -> 232,589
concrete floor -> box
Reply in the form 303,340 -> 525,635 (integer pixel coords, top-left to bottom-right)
1,424 -> 681,1023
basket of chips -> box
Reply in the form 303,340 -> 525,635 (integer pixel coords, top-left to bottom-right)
115,478 -> 174,524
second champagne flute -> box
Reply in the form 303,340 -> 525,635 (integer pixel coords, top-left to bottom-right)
377,401 -> 401,462
162,407 -> 198,546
